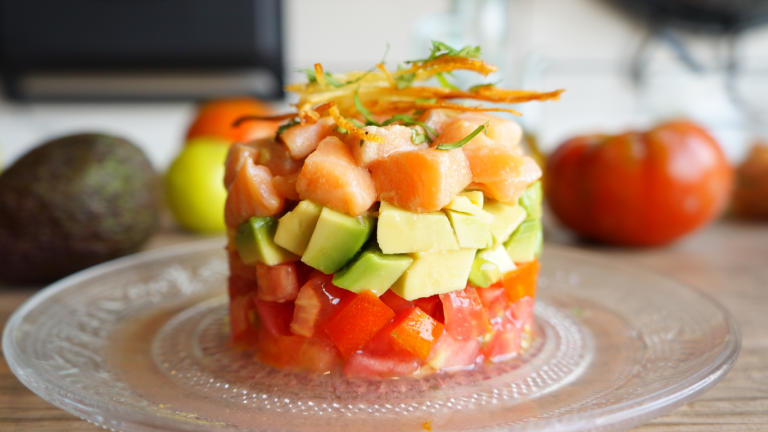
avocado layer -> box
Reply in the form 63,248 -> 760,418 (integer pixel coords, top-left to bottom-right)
445,210 -> 493,249
519,181 -> 542,221
274,200 -> 323,255
332,243 -> 413,296
377,202 -> 459,254
236,217 -> 298,266
483,201 -> 527,247
390,248 -> 477,300
302,207 -> 374,274
505,219 -> 543,263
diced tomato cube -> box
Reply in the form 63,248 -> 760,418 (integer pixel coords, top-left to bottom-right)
380,289 -> 413,312
481,322 -> 521,363
344,351 -> 421,378
439,287 -> 492,340
257,327 -> 342,373
255,262 -> 299,302
380,290 -> 444,322
508,296 -> 535,332
324,290 -> 395,359
415,296 -> 443,322
229,292 -> 258,346
290,273 -> 352,337
228,249 -> 257,282
476,286 -> 508,320
295,261 -> 315,287
425,331 -> 481,370
255,299 -> 295,337
389,307 -> 444,360
502,259 -> 540,303
228,274 -> 257,299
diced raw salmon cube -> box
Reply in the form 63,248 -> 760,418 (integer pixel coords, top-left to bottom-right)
272,171 -> 300,201
224,142 -> 260,189
279,117 -> 337,160
433,113 -> 523,152
224,158 -> 284,228
256,140 -> 304,177
295,136 -> 377,216
369,147 -> 472,213
465,145 -> 542,203
348,125 -> 428,169
418,109 -> 456,136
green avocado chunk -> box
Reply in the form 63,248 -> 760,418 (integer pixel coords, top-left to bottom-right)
274,200 -> 323,255
483,201 -> 527,247
236,217 -> 299,266
377,201 -> 459,254
445,210 -> 493,249
332,243 -> 413,296
390,248 -> 477,300
505,219 -> 543,263
468,244 -> 517,287
302,207 -> 375,274
518,181 -> 542,221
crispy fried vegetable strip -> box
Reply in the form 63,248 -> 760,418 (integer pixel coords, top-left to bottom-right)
328,105 -> 385,144
369,101 -> 523,116
314,63 -> 327,87
398,56 -> 497,79
377,63 -> 396,88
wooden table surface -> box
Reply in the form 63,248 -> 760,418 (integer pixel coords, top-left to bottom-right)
1,222 -> 767,431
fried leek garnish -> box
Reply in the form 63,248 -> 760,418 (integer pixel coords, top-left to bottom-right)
236,41 -> 564,144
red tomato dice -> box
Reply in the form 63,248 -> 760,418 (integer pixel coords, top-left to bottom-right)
502,260 -> 540,303
228,274 -> 257,299
228,249 -> 257,282
324,290 -> 395,359
439,286 -> 492,340
389,307 -> 444,360
290,273 -> 352,337
255,299 -> 295,337
257,327 -> 342,373
381,290 -> 443,322
344,350 -> 421,378
256,262 -> 299,302
230,292 -> 258,346
425,331 -> 481,370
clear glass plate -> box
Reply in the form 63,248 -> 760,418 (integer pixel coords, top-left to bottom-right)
3,239 -> 740,432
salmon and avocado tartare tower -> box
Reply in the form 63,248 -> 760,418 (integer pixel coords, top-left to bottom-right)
225,42 -> 562,378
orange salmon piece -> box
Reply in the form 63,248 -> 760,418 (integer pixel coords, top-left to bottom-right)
348,125 -> 428,169
433,113 -> 523,152
256,140 -> 303,177
369,147 -> 472,213
296,136 -> 377,216
279,117 -> 337,160
224,142 -> 260,189
225,158 -> 285,228
465,145 -> 542,203
418,109 -> 456,136
272,171 -> 300,201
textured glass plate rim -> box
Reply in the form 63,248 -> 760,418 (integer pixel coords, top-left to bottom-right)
2,238 -> 741,432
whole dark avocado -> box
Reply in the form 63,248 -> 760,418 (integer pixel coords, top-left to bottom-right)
0,134 -> 160,284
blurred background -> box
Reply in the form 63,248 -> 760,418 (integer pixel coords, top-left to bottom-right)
3,0 -> 768,170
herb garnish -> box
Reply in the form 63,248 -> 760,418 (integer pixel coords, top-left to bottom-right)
436,120 -> 489,150
407,41 -> 483,64
469,80 -> 502,92
354,89 -> 380,126
380,114 -> 437,137
411,128 -> 430,145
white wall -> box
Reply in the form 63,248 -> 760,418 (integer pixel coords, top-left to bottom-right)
1,0 -> 767,170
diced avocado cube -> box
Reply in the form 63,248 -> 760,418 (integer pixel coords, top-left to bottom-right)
377,202 -> 459,254
483,201 -> 527,247
478,244 -> 517,274
390,248 -> 477,300
505,219 -> 543,263
519,181 -> 542,221
468,257 -> 501,288
236,217 -> 299,266
302,207 -> 374,274
445,210 -> 493,249
443,196 -> 494,224
459,190 -> 484,207
274,200 -> 323,255
332,243 -> 413,296
468,245 -> 517,288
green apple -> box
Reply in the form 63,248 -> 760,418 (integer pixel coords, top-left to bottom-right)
166,137 -> 230,233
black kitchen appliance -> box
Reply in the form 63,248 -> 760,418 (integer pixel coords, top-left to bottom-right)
0,0 -> 283,101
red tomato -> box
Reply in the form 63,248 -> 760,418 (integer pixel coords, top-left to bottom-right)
323,290 -> 395,359
186,97 -> 279,144
254,299 -> 295,337
439,286 -> 492,340
257,327 -> 342,373
290,273 -> 351,337
255,262 -> 299,302
546,120 -> 733,246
